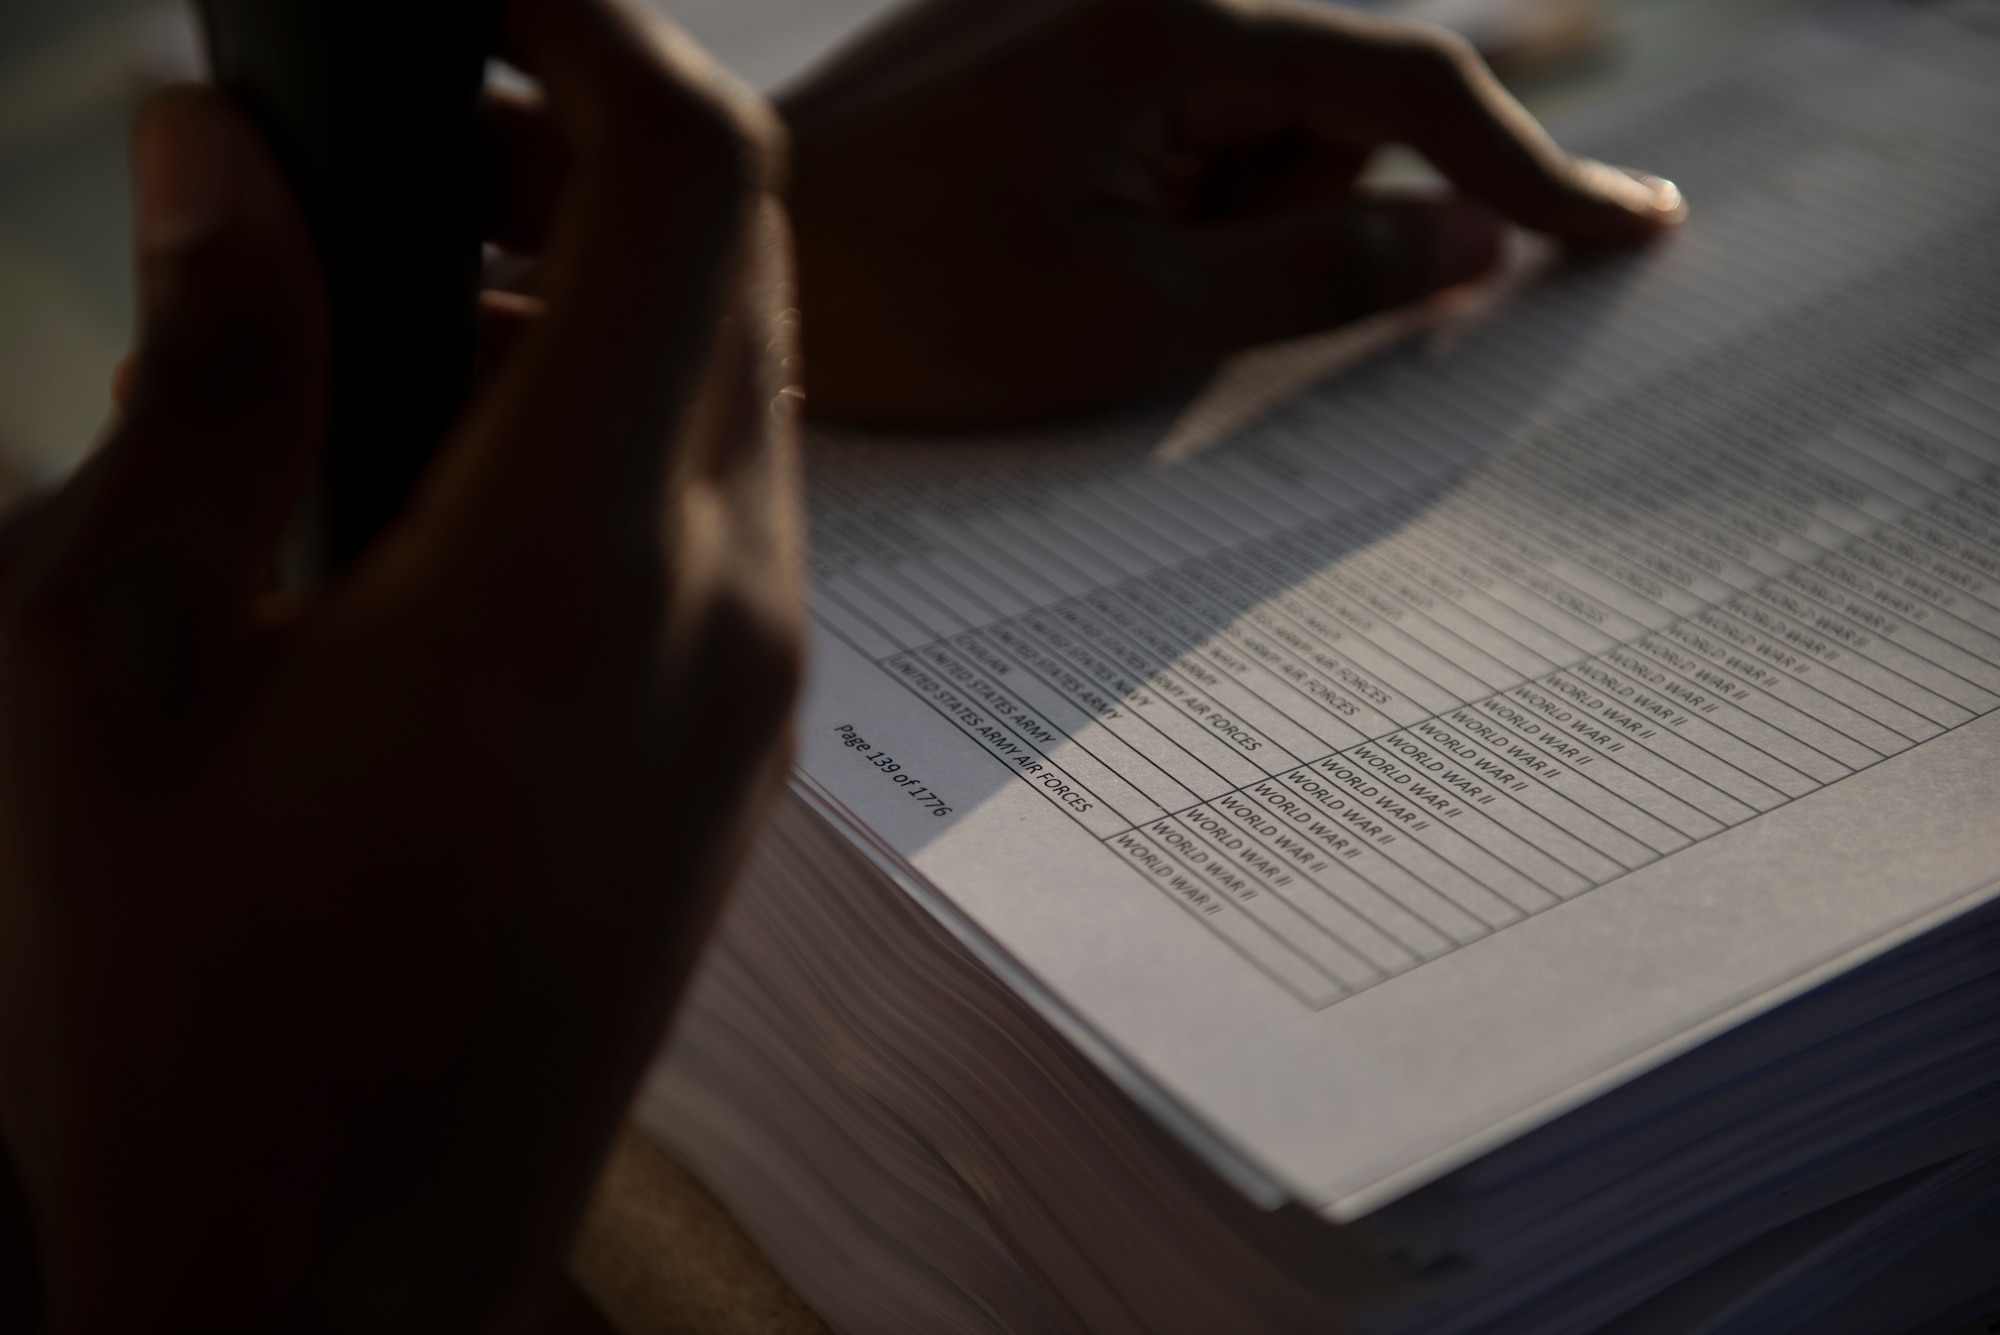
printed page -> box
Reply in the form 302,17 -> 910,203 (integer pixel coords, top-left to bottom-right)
785,3 -> 2000,1219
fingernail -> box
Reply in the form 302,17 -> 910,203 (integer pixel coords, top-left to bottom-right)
1636,174 -> 1687,223
134,93 -> 247,255
1581,159 -> 1688,226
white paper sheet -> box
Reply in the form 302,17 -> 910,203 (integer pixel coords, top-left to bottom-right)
787,2 -> 2000,1219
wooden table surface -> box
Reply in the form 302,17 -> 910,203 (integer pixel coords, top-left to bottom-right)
563,1129 -> 829,1335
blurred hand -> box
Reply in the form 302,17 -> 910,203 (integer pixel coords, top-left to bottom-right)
782,0 -> 1683,427
0,0 -> 800,1328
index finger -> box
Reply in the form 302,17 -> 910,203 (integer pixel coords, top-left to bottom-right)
1242,3 -> 1684,241
424,0 -> 783,556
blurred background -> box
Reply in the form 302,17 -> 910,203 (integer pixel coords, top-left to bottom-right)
0,0 -> 1836,495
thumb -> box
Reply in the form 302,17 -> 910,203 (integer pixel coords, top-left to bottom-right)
64,86 -> 326,615
1169,196 -> 1503,363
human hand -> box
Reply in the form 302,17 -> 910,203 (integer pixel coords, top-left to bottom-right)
781,0 -> 1683,427
0,0 -> 800,1327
